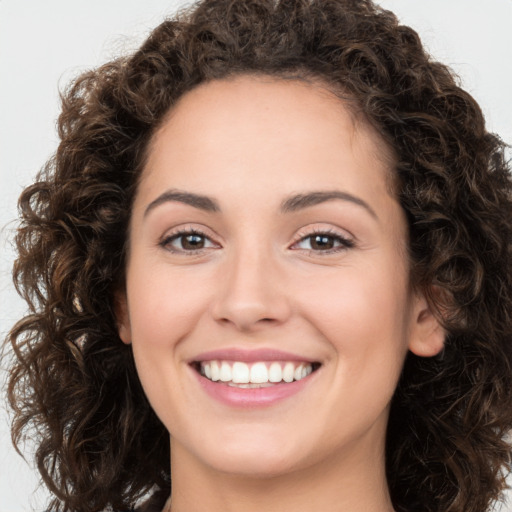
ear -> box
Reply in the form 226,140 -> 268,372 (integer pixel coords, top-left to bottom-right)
408,290 -> 445,357
114,291 -> 132,345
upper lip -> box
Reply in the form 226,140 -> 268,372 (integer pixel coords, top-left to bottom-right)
189,348 -> 318,364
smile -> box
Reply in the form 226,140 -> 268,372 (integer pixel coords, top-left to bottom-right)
197,360 -> 317,387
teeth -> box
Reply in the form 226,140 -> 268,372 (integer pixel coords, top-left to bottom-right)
232,362 -> 249,383
283,362 -> 294,383
199,360 -> 315,385
268,362 -> 282,383
227,382 -> 275,388
210,361 -> 220,381
250,362 -> 268,383
219,361 -> 232,382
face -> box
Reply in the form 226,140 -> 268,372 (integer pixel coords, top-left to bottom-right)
118,76 -> 443,479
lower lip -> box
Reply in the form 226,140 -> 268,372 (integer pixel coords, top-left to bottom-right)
193,368 -> 316,408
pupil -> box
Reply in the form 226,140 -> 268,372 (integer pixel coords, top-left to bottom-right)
312,235 -> 334,250
183,234 -> 204,249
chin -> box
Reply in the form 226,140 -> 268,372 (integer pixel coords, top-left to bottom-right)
206,450 -> 302,479
180,428 -> 311,478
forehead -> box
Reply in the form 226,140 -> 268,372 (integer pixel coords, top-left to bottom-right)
131,74 -> 408,260
141,75 -> 395,195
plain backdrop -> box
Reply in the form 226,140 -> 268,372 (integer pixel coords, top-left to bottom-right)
1,1 -> 511,511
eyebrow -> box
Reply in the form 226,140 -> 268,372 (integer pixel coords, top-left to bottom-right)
144,189 -> 220,217
281,191 -> 378,219
143,188 -> 377,220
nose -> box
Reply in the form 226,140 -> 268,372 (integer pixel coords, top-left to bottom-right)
211,246 -> 292,332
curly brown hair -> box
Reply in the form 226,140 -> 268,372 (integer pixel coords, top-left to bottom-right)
6,0 -> 512,511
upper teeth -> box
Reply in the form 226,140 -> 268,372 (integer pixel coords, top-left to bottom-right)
200,361 -> 313,385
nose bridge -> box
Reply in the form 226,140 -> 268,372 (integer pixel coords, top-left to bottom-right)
212,235 -> 290,329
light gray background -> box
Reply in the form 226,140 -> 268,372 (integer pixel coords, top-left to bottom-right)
1,1 -> 511,511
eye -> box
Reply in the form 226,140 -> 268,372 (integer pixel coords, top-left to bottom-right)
292,230 -> 354,253
160,229 -> 219,253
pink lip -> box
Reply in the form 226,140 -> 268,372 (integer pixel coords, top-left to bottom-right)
188,348 -> 320,408
192,368 -> 317,408
189,348 -> 317,363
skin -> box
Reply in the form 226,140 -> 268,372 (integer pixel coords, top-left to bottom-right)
117,75 -> 444,512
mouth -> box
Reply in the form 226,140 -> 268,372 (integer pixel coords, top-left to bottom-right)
191,360 -> 322,388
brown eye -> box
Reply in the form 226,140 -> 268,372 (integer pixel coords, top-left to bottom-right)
161,231 -> 218,253
310,234 -> 336,250
180,234 -> 206,250
292,231 -> 354,253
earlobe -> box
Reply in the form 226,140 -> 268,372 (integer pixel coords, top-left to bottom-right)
408,292 -> 445,357
114,291 -> 132,345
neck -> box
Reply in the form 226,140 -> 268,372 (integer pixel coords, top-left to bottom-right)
167,436 -> 395,512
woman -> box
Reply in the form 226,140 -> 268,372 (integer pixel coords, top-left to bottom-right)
6,0 -> 512,511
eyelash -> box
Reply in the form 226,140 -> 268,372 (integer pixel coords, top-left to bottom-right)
159,227 -> 354,255
291,228 -> 355,255
159,228 -> 217,255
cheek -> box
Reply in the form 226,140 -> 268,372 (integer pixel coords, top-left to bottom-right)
124,262 -> 215,428
296,265 -> 411,398
300,265 -> 411,342
305,271 -> 410,415
125,261 -> 215,348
